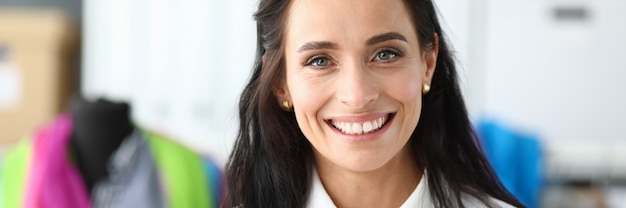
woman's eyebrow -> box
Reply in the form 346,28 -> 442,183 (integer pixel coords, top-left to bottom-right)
296,32 -> 407,53
366,32 -> 407,45
297,41 -> 338,52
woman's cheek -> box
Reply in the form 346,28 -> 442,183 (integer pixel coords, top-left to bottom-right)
381,72 -> 422,105
289,73 -> 333,109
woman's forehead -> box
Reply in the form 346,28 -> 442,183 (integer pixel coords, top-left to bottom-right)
285,0 -> 417,49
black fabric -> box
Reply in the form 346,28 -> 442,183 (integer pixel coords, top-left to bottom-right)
70,96 -> 133,193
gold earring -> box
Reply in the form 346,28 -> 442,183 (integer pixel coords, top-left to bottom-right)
281,100 -> 293,111
422,83 -> 431,95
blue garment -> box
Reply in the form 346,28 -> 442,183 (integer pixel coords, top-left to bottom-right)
202,158 -> 223,207
477,120 -> 543,208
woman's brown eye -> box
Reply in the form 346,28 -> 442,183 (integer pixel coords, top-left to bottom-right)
375,51 -> 397,61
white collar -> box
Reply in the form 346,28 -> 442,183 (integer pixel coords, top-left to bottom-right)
307,169 -> 337,207
306,169 -> 430,208
306,168 -> 516,208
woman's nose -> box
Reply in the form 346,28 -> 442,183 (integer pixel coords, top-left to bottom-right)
336,63 -> 379,108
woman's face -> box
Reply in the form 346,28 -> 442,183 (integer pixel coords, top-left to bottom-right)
278,0 -> 437,172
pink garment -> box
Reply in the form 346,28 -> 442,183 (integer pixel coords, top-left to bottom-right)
23,114 -> 91,208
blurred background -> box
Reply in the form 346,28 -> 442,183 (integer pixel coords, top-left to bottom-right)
0,0 -> 625,207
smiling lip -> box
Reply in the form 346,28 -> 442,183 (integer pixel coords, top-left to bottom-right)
325,112 -> 396,142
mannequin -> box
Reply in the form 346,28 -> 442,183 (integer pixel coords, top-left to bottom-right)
69,96 -> 134,192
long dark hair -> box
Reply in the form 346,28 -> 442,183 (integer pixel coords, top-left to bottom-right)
224,0 -> 524,207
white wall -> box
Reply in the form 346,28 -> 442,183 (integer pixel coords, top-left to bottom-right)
434,0 -> 485,118
483,0 -> 626,142
83,0 -> 257,163
482,0 -> 626,179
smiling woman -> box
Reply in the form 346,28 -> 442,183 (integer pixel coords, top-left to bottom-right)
224,0 -> 524,207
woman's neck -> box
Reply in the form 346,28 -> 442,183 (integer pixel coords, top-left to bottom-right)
314,145 -> 421,208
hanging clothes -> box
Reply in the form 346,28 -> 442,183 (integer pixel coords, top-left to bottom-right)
477,119 -> 543,208
23,113 -> 91,208
0,114 -> 223,208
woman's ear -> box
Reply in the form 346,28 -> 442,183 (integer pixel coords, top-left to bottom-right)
271,61 -> 291,107
273,81 -> 290,102
273,79 -> 293,111
423,33 -> 439,83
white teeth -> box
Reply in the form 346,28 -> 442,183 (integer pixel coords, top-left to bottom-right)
345,123 -> 353,134
331,115 -> 389,135
352,123 -> 363,134
363,121 -> 373,132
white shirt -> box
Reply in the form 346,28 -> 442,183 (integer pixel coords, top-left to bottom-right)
306,170 -> 516,208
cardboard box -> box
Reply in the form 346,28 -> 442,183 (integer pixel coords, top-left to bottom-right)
0,9 -> 77,146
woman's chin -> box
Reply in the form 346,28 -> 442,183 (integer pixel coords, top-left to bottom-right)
326,152 -> 394,173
